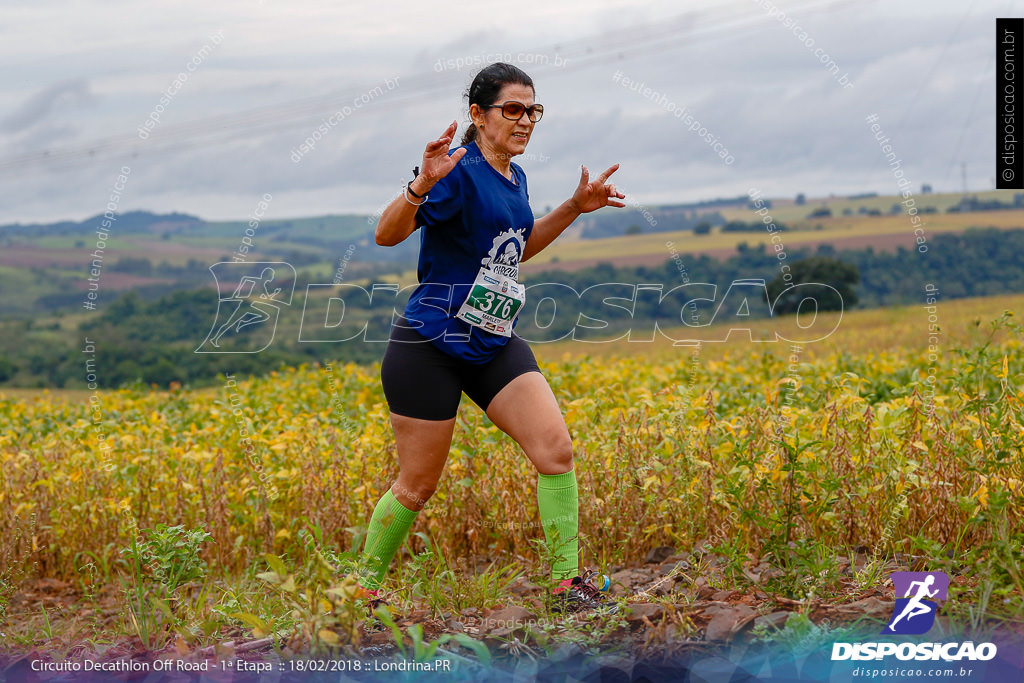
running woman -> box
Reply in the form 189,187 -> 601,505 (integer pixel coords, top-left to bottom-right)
363,62 -> 625,612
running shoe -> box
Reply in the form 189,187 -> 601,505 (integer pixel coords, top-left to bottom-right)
355,582 -> 391,633
364,587 -> 389,612
551,569 -> 619,614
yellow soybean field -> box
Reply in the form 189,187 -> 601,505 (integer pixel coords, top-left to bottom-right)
2,295 -> 1021,592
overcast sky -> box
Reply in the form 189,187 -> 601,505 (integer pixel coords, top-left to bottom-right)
0,0 -> 1014,225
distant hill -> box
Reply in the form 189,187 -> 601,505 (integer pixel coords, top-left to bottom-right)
3,188 -> 1022,319
0,210 -> 416,318
0,211 -> 203,237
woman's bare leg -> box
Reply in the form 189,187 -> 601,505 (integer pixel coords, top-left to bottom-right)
484,371 -> 578,580
389,413 -> 457,510
360,413 -> 456,588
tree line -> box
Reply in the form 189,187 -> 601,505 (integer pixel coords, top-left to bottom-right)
1,227 -> 1020,389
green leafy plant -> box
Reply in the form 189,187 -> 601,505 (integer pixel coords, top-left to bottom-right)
0,569 -> 14,624
372,606 -> 492,666
751,612 -> 837,653
398,532 -> 522,614
852,555 -> 887,592
118,523 -> 214,649
118,534 -> 162,649
246,551 -> 368,655
122,523 -> 212,592
527,527 -> 578,615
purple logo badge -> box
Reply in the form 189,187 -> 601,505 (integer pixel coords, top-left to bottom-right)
883,571 -> 949,635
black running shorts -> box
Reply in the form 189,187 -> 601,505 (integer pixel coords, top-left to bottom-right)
380,317 -> 541,421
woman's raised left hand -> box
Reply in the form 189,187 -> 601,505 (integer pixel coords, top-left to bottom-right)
569,163 -> 626,214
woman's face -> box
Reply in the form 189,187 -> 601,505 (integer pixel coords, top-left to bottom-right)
470,82 -> 536,160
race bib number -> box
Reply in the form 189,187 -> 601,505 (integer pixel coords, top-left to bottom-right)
455,267 -> 525,337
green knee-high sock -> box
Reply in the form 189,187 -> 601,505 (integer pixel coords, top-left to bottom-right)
360,488 -> 418,589
537,469 -> 579,582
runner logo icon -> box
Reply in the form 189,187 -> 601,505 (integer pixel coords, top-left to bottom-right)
883,571 -> 948,635
196,262 -> 295,354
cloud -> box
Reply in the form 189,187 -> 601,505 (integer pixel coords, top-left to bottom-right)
0,1 -> 1003,224
1,79 -> 94,134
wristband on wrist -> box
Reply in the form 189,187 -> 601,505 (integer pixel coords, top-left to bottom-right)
407,179 -> 427,199
409,166 -> 433,197
403,182 -> 427,206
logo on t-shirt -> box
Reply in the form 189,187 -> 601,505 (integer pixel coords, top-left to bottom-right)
482,228 -> 527,279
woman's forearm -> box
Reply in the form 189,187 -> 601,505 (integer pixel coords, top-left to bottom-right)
521,198 -> 581,262
375,177 -> 434,246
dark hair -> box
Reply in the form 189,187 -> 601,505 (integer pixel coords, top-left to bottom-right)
460,62 -> 535,146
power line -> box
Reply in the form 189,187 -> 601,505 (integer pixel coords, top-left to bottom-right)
0,0 -> 846,179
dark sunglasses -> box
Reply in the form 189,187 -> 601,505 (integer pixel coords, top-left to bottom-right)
484,101 -> 544,123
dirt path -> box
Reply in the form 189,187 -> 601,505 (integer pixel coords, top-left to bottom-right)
0,549 -> 974,674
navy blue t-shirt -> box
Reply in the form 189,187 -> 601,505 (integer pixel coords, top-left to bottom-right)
403,140 -> 535,363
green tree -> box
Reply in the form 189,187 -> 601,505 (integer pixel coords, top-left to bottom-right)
112,359 -> 145,387
766,257 -> 859,315
0,356 -> 14,382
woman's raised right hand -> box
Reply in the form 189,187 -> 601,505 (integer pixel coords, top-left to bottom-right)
415,121 -> 467,191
